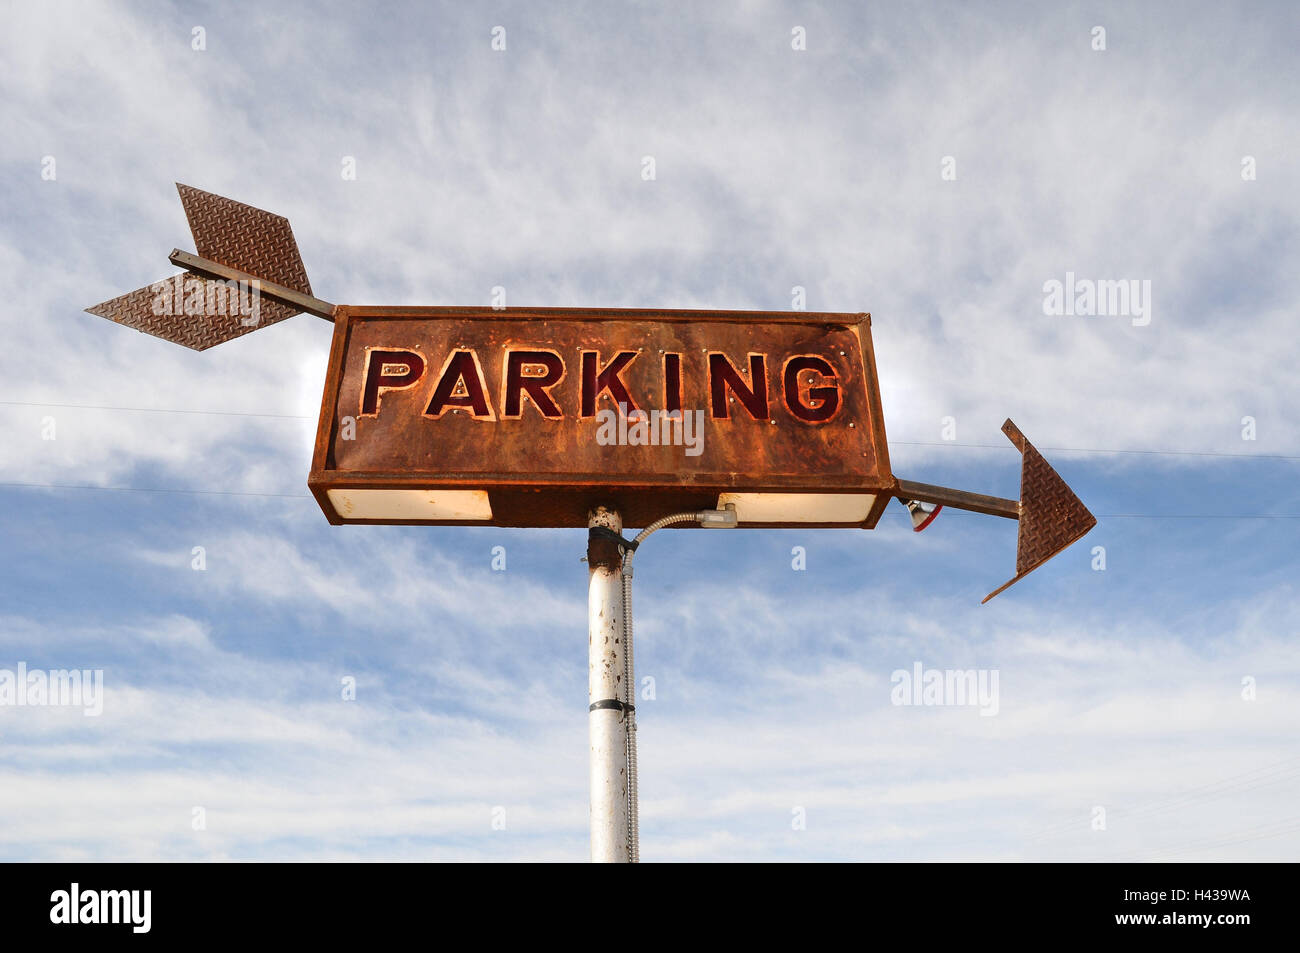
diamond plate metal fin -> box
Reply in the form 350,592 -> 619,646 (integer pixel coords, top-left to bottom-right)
176,183 -> 312,296
85,274 -> 297,351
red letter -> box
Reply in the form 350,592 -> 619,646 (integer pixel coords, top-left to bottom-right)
360,348 -> 425,416
581,351 -> 638,417
662,352 -> 683,413
503,350 -> 564,418
783,355 -> 840,422
709,353 -> 768,419
425,350 -> 494,419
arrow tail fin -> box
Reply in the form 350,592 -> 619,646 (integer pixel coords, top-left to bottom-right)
85,273 -> 297,351
86,185 -> 315,349
175,184 -> 312,297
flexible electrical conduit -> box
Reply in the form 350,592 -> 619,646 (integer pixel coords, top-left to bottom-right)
619,510 -> 720,863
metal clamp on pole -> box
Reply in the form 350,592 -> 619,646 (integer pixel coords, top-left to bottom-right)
588,524 -> 637,553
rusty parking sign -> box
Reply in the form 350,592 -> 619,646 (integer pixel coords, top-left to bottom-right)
307,306 -> 896,528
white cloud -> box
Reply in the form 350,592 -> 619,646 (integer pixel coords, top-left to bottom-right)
2,0 -> 1297,862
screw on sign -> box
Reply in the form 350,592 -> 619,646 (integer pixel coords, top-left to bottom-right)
87,184 -> 1097,861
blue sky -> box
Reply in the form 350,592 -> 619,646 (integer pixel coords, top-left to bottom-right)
1,0 -> 1298,861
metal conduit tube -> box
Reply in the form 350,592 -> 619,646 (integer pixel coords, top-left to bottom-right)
620,504 -> 737,861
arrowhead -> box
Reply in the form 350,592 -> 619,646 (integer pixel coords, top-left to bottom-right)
983,419 -> 1097,602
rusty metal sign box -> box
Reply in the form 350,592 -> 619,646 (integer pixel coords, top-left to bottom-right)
309,307 -> 896,528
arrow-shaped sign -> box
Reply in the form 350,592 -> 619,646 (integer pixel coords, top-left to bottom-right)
85,184 -> 1096,602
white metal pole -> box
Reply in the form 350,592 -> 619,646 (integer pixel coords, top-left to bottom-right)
587,505 -> 629,863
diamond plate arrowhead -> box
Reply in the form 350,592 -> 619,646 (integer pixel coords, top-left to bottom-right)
983,419 -> 1097,602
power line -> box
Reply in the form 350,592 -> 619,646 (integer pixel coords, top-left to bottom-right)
1118,762 -> 1300,824
0,399 -> 311,421
1099,514 -> 1300,519
1026,753 -> 1300,841
892,440 -> 1300,462
1109,816 -> 1300,862
3,400 -> 1298,461
0,481 -> 311,500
